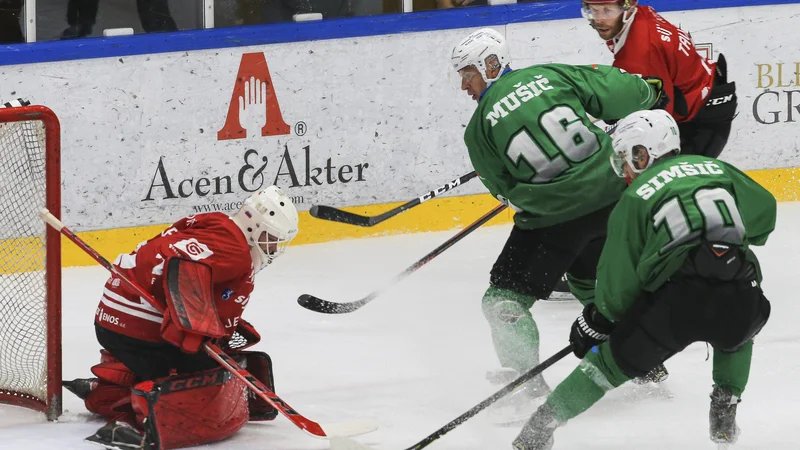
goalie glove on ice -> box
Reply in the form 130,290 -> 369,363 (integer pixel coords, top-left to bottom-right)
570,303 -> 614,358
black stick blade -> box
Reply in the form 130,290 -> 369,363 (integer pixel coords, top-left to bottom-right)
309,205 -> 373,227
297,294 -> 368,314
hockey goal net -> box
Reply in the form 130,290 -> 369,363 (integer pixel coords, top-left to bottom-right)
0,105 -> 62,420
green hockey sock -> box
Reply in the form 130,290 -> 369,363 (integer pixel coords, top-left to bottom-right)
482,286 -> 539,373
546,342 -> 631,423
713,339 -> 753,398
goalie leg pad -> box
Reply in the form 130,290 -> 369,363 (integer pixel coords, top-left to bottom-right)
84,350 -> 137,419
131,366 -> 249,449
239,351 -> 278,421
91,350 -> 137,387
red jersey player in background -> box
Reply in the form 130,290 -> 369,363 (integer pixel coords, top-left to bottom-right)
65,185 -> 299,449
548,0 -> 740,302
581,0 -> 737,158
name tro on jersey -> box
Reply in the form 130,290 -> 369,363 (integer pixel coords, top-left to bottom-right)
636,161 -> 724,200
486,75 -> 554,126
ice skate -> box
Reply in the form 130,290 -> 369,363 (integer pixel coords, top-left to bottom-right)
512,402 -> 558,450
85,420 -> 154,450
543,275 -> 575,301
487,368 -> 551,426
709,385 -> 741,446
632,363 -> 669,385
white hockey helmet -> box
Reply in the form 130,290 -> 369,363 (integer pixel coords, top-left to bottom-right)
451,28 -> 510,86
231,186 -> 299,273
610,109 -> 681,177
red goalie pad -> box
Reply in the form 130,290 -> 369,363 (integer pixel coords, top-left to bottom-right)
131,367 -> 249,449
84,350 -> 137,421
161,257 -> 226,353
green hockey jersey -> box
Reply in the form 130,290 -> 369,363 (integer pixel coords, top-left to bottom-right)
595,155 -> 777,322
464,64 -> 660,229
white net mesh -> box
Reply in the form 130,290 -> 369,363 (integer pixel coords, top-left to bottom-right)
0,113 -> 49,405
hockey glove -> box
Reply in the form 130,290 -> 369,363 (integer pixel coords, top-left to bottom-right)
569,303 -> 615,358
643,76 -> 670,111
223,318 -> 262,352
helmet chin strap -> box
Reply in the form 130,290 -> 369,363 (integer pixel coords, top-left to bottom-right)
610,6 -> 637,40
481,65 -> 509,91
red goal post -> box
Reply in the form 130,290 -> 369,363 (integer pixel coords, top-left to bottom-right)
0,105 -> 62,420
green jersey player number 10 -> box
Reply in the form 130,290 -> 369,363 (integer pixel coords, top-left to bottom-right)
653,187 -> 746,253
506,105 -> 602,184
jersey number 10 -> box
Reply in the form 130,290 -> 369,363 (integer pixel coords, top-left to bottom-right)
654,187 -> 746,253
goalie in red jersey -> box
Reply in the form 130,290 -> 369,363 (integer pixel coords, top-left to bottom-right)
581,0 -> 737,158
65,186 -> 299,449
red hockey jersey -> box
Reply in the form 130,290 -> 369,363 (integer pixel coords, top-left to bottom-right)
95,213 -> 255,343
608,6 -> 716,122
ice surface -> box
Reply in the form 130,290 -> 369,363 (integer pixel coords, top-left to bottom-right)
2,203 -> 799,449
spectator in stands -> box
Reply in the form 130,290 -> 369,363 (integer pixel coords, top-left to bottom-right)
437,0 -> 487,8
62,0 -> 98,39
136,0 -> 178,32
61,0 -> 178,39
0,0 -> 24,44
259,0 -> 353,23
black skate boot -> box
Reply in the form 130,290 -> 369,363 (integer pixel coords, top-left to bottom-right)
512,403 -> 559,450
63,377 -> 99,400
709,385 -> 741,445
632,364 -> 669,385
86,421 -> 155,450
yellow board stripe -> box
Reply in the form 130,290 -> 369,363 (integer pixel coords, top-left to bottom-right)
744,167 -> 800,202
57,193 -> 515,268
1,167 -> 797,270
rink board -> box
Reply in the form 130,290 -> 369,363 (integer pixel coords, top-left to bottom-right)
0,0 -> 798,267
60,166 -> 799,267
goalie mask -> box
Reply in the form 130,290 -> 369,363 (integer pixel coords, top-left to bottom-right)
232,186 -> 299,273
451,28 -> 510,87
610,109 -> 681,180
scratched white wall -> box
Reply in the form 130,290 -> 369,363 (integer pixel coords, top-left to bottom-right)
0,3 -> 798,232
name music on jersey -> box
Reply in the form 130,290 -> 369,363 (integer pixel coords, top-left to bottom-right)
753,61 -> 800,125
142,144 -> 370,202
486,75 -> 554,126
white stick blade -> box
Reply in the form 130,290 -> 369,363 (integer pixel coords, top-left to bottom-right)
329,436 -> 374,450
317,419 -> 379,438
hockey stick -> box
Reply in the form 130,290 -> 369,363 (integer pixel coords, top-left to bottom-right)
298,203 -> 508,314
310,171 -> 478,227
39,209 -> 377,440
330,345 -> 573,450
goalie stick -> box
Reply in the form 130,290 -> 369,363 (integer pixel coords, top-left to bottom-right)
310,171 -> 478,227
298,203 -> 507,314
329,345 -> 573,450
39,209 -> 377,440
